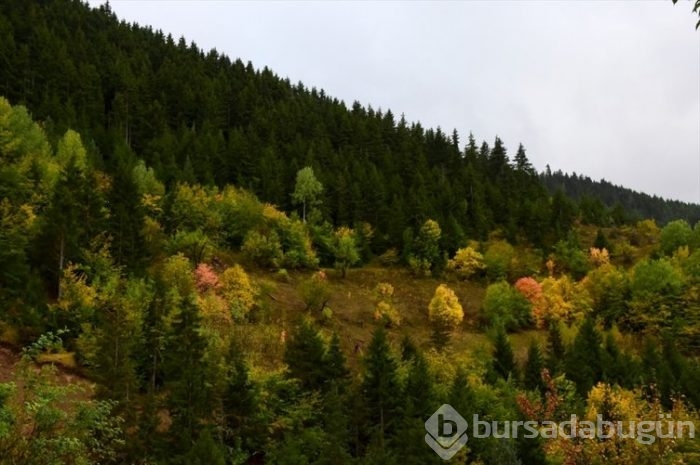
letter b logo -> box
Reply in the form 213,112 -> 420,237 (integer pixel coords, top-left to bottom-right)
438,414 -> 457,437
425,404 -> 469,460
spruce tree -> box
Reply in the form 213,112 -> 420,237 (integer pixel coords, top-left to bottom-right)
545,321 -> 566,375
566,318 -> 603,398
283,318 -> 328,392
323,332 -> 350,389
361,326 -> 402,454
107,156 -> 146,270
163,295 -> 212,450
397,353 -> 439,465
491,326 -> 517,382
223,340 -> 258,453
523,340 -> 545,393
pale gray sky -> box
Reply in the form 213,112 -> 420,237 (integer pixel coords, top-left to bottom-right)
92,0 -> 700,203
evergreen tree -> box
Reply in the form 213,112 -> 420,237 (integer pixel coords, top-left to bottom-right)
163,295 -> 212,450
491,326 -> 517,382
545,321 -> 566,375
223,340 -> 259,453
397,353 -> 439,465
283,318 -> 328,392
601,333 -> 639,389
360,326 -> 402,454
523,340 -> 545,393
513,143 -> 533,174
593,228 -> 611,251
566,318 -> 603,397
36,154 -> 104,298
323,332 -> 350,389
108,157 -> 147,269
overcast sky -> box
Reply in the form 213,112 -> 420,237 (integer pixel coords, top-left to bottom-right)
91,0 -> 700,203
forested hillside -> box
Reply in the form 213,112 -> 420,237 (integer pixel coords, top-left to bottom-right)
1,1 -> 699,465
2,0 -> 696,254
541,169 -> 700,225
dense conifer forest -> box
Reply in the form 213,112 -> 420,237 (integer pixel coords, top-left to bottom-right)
0,1 -> 699,464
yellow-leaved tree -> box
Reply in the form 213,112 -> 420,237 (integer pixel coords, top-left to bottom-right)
428,284 -> 464,349
447,246 -> 485,280
219,264 -> 256,321
538,275 -> 592,327
373,282 -> 400,327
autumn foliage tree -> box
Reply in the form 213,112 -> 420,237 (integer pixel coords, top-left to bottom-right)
408,219 -> 442,276
218,265 -> 256,321
373,282 -> 400,327
447,246 -> 485,280
428,284 -> 464,349
333,226 -> 360,278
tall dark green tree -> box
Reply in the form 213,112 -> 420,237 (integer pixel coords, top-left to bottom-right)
283,318 -> 328,392
36,155 -> 104,298
491,326 -> 517,382
566,318 -> 603,397
107,155 -> 147,269
163,295 -> 212,450
545,321 -> 566,375
360,326 -> 402,455
523,340 -> 545,393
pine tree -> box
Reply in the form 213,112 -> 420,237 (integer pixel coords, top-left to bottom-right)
513,143 -> 533,174
397,352 -> 438,465
593,228 -> 611,251
491,326 -> 517,382
108,157 -> 147,269
566,318 -> 603,397
523,340 -> 545,393
601,333 -> 639,389
36,154 -> 104,298
223,340 -> 258,453
545,321 -> 566,375
94,276 -> 145,420
323,332 -> 350,388
361,326 -> 402,454
283,318 -> 328,391
163,295 -> 212,450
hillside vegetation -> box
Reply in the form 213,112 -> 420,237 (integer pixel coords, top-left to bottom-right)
0,1 -> 699,465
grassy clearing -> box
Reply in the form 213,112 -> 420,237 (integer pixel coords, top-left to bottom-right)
249,264 -> 545,372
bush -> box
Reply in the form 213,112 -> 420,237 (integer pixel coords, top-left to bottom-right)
242,230 -> 283,268
483,240 -> 515,281
447,246 -> 485,280
299,271 -> 331,312
378,248 -> 400,266
373,283 -> 400,327
482,281 -> 531,331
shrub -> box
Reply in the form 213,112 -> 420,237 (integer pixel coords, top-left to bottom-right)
373,282 -> 400,327
299,271 -> 331,312
447,246 -> 485,280
482,281 -> 531,331
242,230 -> 283,268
